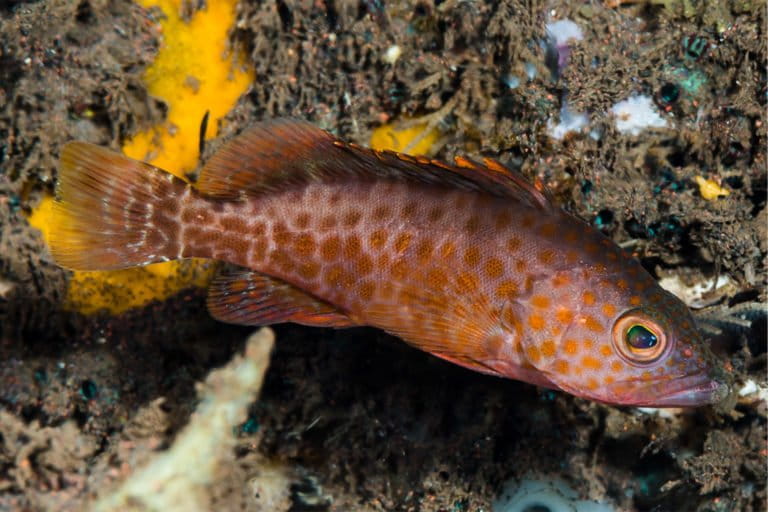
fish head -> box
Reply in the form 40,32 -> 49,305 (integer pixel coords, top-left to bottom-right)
519,272 -> 730,408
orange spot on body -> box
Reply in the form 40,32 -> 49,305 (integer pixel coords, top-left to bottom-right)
507,237 -> 522,251
563,339 -> 579,355
394,233 -> 412,253
298,261 -> 320,279
463,247 -> 481,267
344,236 -> 362,258
541,339 -> 556,357
552,274 -> 570,287
600,344 -> 612,357
531,295 -> 551,309
359,281 -> 375,300
402,201 -> 418,219
426,268 -> 449,287
610,360 -> 623,372
586,377 -> 599,390
370,230 -> 387,250
526,346 -> 541,363
440,242 -> 456,259
295,213 -> 311,229
455,272 -> 480,293
253,223 -> 266,236
528,314 -> 545,330
372,205 -> 392,221
582,291 -> 596,306
416,240 -> 434,263
630,295 -> 642,306
343,210 -> 362,227
582,355 -> 602,370
294,233 -> 316,257
556,307 -> 573,324
484,258 -> 504,279
601,303 -> 616,317
496,280 -> 519,299
321,236 -> 341,260
554,360 -> 569,374
391,259 -> 408,279
355,254 -> 374,275
252,239 -> 267,260
272,225 -> 292,245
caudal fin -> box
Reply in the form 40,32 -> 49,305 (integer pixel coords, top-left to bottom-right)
49,142 -> 190,271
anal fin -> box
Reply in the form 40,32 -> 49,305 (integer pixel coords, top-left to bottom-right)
207,268 -> 356,328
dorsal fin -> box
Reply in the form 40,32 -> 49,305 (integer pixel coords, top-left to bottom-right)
196,118 -> 555,211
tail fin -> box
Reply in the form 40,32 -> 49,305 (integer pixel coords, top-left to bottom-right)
49,142 -> 190,271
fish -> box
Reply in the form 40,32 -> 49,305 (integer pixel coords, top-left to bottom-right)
48,119 -> 730,407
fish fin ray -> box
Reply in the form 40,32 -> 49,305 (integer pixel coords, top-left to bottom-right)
196,119 -> 555,210
207,267 -> 356,327
49,142 -> 188,270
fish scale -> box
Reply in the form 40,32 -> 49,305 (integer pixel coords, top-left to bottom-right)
48,118 -> 730,407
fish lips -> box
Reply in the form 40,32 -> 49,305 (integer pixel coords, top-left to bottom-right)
608,372 -> 729,408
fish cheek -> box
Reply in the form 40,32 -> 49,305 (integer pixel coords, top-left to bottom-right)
524,318 -> 586,390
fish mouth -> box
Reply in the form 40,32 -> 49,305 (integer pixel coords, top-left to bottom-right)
608,372 -> 729,408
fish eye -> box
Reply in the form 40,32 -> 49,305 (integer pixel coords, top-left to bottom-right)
627,324 -> 657,349
612,311 -> 668,365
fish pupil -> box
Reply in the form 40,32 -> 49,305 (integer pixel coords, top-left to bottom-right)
627,324 -> 658,350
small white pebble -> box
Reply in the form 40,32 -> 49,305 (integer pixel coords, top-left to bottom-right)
494,477 -> 614,512
739,380 -> 758,396
382,45 -> 402,65
658,275 -> 732,308
524,62 -> 537,80
636,407 -> 679,419
545,19 -> 584,46
610,95 -> 668,135
547,104 -> 589,140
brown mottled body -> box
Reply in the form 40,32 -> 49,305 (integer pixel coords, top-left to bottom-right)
176,181 -> 603,385
50,119 -> 728,407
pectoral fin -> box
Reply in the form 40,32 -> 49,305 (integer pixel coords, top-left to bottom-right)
207,267 -> 356,328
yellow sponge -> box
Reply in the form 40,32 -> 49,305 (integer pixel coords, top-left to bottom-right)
370,120 -> 440,154
28,0 -> 253,315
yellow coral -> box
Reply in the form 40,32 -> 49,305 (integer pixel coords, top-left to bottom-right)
695,176 -> 730,200
28,0 -> 253,315
370,120 -> 440,154
123,0 -> 253,176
